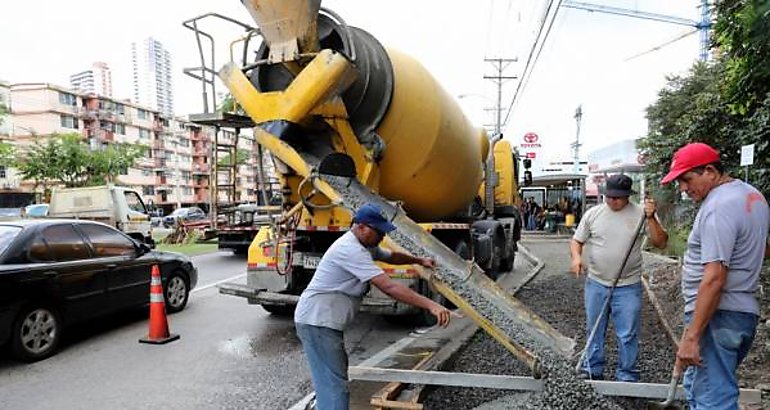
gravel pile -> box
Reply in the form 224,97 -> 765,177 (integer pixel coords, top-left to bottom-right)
423,240 -> 677,409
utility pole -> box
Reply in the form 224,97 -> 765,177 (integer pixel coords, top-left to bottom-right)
483,58 -> 518,135
572,105 -> 583,174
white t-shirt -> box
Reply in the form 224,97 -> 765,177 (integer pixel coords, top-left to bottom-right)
573,202 -> 645,287
294,231 -> 390,330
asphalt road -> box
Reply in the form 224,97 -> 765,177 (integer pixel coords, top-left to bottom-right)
0,250 -> 419,410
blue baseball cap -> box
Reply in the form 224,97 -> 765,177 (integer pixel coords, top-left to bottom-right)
353,203 -> 396,234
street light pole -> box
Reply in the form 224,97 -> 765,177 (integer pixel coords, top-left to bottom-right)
572,105 -> 583,174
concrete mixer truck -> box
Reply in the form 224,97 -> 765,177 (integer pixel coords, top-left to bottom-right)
188,0 -> 523,321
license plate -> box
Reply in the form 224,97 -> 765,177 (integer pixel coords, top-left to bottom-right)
303,255 -> 321,269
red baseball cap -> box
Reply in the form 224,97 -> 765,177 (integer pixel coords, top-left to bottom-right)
661,142 -> 720,185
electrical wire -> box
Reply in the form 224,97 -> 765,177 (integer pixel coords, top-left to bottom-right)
624,28 -> 699,62
502,0 -> 565,129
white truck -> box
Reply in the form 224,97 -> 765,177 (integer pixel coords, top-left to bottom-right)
47,185 -> 154,246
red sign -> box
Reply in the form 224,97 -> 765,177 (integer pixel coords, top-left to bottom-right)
523,132 -> 539,143
525,152 -> 536,159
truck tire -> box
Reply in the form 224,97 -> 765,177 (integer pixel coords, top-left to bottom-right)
11,304 -> 61,362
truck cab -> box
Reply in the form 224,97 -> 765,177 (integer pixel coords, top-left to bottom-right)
47,185 -> 154,246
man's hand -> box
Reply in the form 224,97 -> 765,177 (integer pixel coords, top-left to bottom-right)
644,198 -> 657,219
429,303 -> 452,327
418,257 -> 436,269
676,336 -> 702,368
570,257 -> 584,278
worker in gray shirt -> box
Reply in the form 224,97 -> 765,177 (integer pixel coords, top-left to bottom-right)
295,203 -> 452,410
570,174 -> 668,381
661,142 -> 769,410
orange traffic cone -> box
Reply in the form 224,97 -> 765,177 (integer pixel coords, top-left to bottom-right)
139,265 -> 180,344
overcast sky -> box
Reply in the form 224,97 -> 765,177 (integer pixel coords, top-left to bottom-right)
1,1 -> 703,168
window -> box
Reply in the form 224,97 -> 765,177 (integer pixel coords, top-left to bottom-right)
27,236 -> 50,262
60,115 -> 78,129
143,186 -> 155,196
78,224 -> 136,257
137,109 -> 149,120
138,128 -> 150,139
58,92 -> 77,106
0,226 -> 21,256
124,191 -> 147,214
115,103 -> 125,115
115,124 -> 125,135
40,224 -> 90,261
101,122 -> 115,132
182,187 -> 192,195
0,166 -> 6,179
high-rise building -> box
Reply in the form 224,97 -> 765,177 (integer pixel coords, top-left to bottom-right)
69,62 -> 113,97
131,37 -> 174,116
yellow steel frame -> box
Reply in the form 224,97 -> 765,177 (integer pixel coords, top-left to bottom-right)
219,49 -> 379,228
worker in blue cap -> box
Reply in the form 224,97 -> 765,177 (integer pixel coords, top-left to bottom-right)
295,203 -> 452,410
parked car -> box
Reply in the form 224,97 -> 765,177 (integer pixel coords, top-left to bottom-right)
149,209 -> 164,227
23,204 -> 49,218
0,219 -> 198,362
163,207 -> 207,228
0,208 -> 22,220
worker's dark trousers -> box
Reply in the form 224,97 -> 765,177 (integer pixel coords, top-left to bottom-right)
683,310 -> 757,410
296,323 -> 349,410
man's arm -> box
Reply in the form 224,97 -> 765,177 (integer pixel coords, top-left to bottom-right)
676,261 -> 727,367
569,239 -> 584,278
381,251 -> 434,268
644,198 -> 668,249
370,274 -> 450,326
765,238 -> 770,259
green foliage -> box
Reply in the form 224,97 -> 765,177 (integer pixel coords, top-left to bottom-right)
0,101 -> 7,127
713,0 -> 770,115
217,93 -> 240,114
15,133 -> 146,188
217,150 -> 249,166
0,142 -> 14,167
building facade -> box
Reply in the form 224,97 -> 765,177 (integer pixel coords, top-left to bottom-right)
70,62 -> 113,97
131,37 -> 174,116
7,82 -> 260,211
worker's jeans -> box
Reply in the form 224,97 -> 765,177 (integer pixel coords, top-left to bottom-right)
581,278 -> 641,381
683,310 -> 757,410
296,323 -> 349,410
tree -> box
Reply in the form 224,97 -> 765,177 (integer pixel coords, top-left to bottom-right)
16,133 -> 146,188
217,149 -> 249,167
90,143 -> 147,184
0,142 -> 14,168
713,0 -> 770,116
0,101 -> 7,127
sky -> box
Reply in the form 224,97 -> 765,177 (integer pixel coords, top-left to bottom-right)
0,0 -> 704,171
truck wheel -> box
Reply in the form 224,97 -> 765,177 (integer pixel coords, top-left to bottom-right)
11,304 -> 61,362
164,272 -> 190,313
262,304 -> 296,316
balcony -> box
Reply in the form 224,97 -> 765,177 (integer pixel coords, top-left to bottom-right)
192,163 -> 210,175
135,157 -> 155,168
156,185 -> 174,192
152,140 -> 165,149
155,159 -> 168,169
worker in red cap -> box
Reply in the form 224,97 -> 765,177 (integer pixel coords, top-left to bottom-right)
662,142 -> 770,409
294,203 -> 452,410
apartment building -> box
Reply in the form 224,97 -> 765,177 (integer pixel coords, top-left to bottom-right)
70,62 -> 113,97
7,82 -> 261,212
132,37 -> 174,116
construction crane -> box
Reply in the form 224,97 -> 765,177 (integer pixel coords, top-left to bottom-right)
562,0 -> 712,61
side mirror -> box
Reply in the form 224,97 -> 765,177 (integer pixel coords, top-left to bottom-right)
136,241 -> 152,255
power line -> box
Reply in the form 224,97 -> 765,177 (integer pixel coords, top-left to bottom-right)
502,0 -> 564,129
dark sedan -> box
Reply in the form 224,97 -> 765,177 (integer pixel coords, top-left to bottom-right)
0,219 -> 198,362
